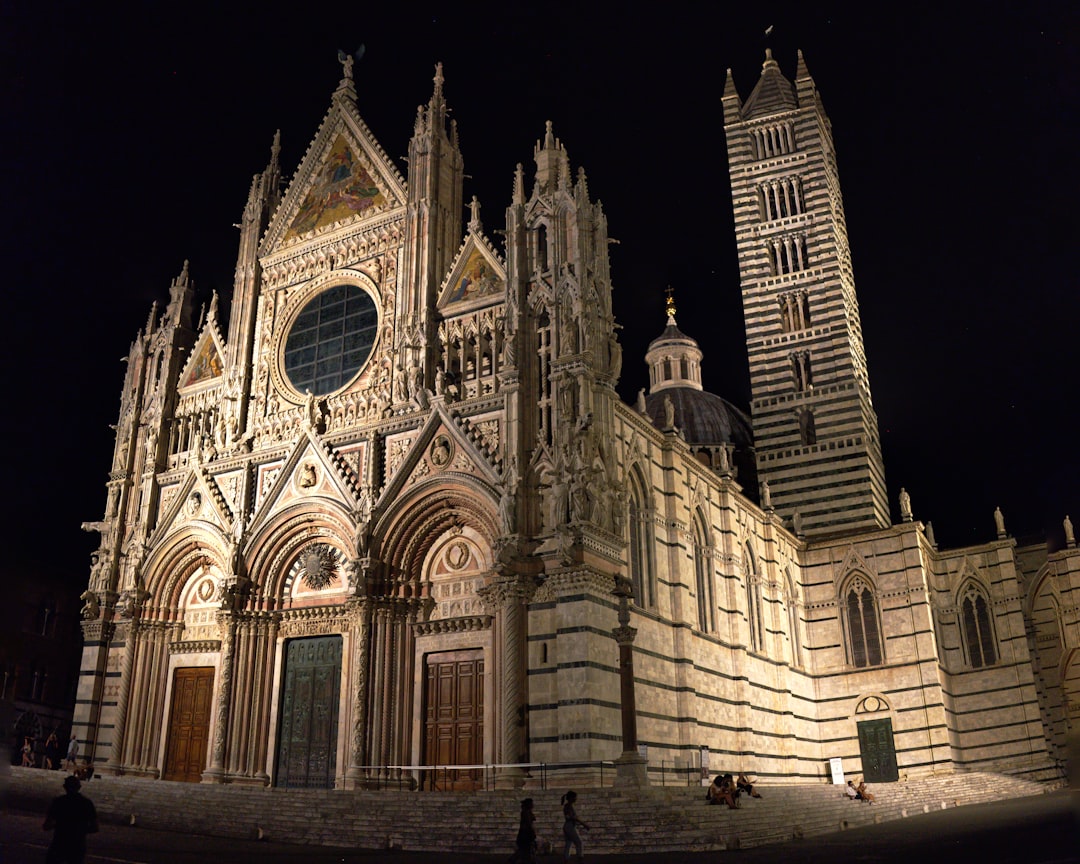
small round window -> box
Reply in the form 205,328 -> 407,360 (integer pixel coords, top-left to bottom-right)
283,284 -> 378,396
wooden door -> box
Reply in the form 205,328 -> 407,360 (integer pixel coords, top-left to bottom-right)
274,636 -> 342,788
857,718 -> 899,782
163,667 -> 214,782
424,650 -> 484,789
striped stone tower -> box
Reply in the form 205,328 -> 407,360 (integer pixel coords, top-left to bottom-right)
722,49 -> 889,535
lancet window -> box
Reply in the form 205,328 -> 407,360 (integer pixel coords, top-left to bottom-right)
627,468 -> 656,609
746,544 -> 764,652
960,583 -> 997,668
843,574 -> 884,668
790,351 -> 813,391
798,408 -> 816,446
786,569 -> 803,667
767,234 -> 808,276
438,311 -> 501,401
778,290 -> 810,332
168,405 -> 220,460
535,310 -> 553,445
751,122 -> 796,160
758,176 -> 805,221
694,512 -> 715,632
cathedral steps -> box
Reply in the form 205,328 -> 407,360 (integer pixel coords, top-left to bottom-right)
4,767 -> 1056,855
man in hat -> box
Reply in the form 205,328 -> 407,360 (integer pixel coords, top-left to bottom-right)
43,774 -> 98,864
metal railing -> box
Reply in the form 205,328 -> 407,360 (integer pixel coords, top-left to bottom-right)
350,760 -> 618,792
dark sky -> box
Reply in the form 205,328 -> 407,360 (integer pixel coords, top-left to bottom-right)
6,3 -> 1076,587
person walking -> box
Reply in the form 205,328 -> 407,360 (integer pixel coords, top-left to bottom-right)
64,734 -> 79,772
43,775 -> 98,864
510,797 -> 537,863
45,733 -> 62,769
561,790 -> 589,862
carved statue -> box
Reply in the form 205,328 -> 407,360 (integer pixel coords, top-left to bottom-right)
718,445 -> 731,474
792,510 -> 803,535
899,487 -> 912,522
1065,515 -> 1075,547
298,462 -> 317,488
612,486 -> 626,536
663,395 -> 675,429
79,590 -> 100,620
499,486 -> 516,534
994,506 -> 1006,538
761,478 -> 773,510
570,473 -> 590,524
636,388 -> 647,413
608,332 -> 622,380
304,390 -> 323,430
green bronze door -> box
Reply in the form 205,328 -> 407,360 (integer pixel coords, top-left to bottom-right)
275,636 -> 342,788
857,718 -> 899,782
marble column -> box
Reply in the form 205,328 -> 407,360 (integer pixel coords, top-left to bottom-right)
345,597 -> 372,788
202,610 -> 236,783
101,619 -> 138,776
481,572 -> 534,789
612,576 -> 648,786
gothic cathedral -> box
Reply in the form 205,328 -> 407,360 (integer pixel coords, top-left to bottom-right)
75,51 -> 1077,788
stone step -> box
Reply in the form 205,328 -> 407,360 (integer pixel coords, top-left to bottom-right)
4,767 -> 1056,855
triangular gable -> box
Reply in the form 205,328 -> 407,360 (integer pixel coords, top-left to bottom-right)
151,467 -> 234,547
262,96 -> 406,254
381,403 -> 500,505
178,323 -> 225,391
285,133 -> 387,240
835,544 -> 878,582
246,427 -> 360,538
438,234 -> 507,311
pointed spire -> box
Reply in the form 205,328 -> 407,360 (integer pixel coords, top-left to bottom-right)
796,49 -> 809,79
270,129 -> 281,167
433,62 -> 445,100
146,301 -> 158,335
207,290 -> 219,325
513,163 -> 525,205
722,68 -> 743,124
175,259 -> 190,289
665,286 -> 677,325
723,68 -> 738,99
575,166 -> 590,202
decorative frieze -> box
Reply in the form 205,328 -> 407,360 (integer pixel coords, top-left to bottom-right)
169,639 -> 222,654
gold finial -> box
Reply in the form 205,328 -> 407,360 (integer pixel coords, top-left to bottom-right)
665,286 -> 677,323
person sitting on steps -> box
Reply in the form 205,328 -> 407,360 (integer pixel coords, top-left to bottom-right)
855,779 -> 875,804
736,772 -> 762,798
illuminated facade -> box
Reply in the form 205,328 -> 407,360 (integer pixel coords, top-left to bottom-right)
74,52 -> 1076,788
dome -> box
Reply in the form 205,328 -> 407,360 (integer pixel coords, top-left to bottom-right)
639,288 -> 758,497
644,387 -> 752,448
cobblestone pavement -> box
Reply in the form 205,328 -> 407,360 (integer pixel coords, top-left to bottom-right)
2,791 -> 1077,863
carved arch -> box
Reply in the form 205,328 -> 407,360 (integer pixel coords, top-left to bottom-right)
377,478 -> 499,596
142,526 -> 231,613
244,501 -> 354,605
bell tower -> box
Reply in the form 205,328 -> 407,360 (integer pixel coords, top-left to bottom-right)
722,50 -> 889,535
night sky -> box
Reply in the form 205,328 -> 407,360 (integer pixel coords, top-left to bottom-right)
7,3 -> 1076,588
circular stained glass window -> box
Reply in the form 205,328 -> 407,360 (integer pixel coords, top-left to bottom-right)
283,284 -> 378,396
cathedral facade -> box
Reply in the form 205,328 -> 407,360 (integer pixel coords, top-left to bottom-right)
74,51 -> 1077,789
